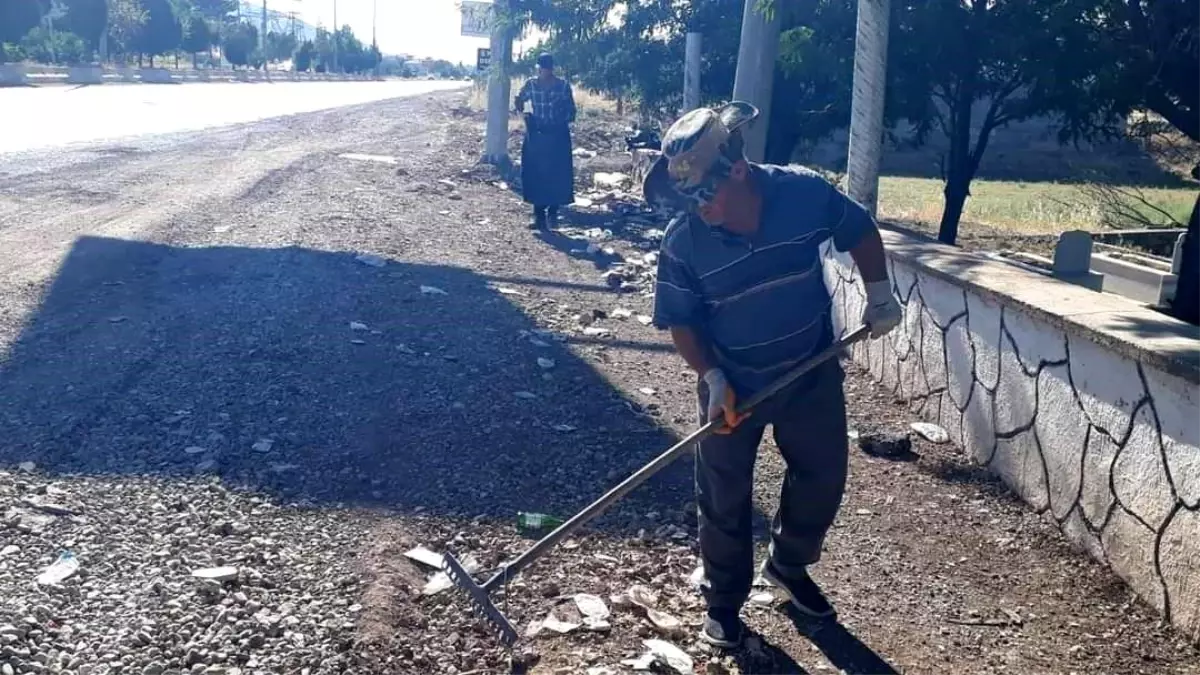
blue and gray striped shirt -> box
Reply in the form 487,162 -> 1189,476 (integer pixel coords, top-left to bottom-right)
652,163 -> 873,396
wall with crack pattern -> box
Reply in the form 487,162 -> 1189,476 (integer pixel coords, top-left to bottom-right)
821,237 -> 1200,643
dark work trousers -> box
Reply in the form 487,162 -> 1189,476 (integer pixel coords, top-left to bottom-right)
695,358 -> 850,611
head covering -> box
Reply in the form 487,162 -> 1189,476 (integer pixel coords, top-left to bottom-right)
642,101 -> 759,213
536,53 -> 554,69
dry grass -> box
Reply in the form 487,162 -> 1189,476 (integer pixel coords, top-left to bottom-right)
460,82 -> 1196,236
465,78 -> 616,116
877,176 -> 1196,234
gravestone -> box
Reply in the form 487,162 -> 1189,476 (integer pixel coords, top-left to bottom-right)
1052,230 -> 1104,291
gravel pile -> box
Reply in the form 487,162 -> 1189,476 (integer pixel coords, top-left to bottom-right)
1,470 -> 367,675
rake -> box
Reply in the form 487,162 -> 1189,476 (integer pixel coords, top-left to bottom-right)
442,325 -> 871,646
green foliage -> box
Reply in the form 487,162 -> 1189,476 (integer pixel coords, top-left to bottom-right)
1063,0 -> 1198,143
20,27 -> 88,64
426,59 -> 467,78
188,0 -> 236,22
886,0 -> 1123,242
0,0 -> 42,45
293,39 -> 316,72
519,0 -> 688,117
265,30 -> 297,64
61,0 -> 107,54
313,27 -> 334,71
221,21 -> 257,67
133,0 -> 182,60
1080,1 -> 1199,324
4,0 -> 376,70
314,26 -> 381,74
0,43 -> 27,63
105,0 -> 148,58
181,15 -> 215,54
766,0 -> 859,163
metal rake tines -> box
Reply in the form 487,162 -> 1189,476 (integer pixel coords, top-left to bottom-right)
441,554 -> 520,647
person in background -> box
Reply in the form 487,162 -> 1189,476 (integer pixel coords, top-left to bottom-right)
642,101 -> 902,648
514,53 -> 577,230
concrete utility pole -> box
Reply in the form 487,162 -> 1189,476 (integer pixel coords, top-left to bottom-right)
261,0 -> 267,54
845,0 -> 891,215
483,0 -> 515,166
683,32 -> 702,113
332,0 -> 339,73
731,0 -> 782,163
99,0 -> 109,62
372,0 -> 380,77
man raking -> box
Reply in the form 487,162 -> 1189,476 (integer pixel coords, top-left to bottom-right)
643,101 -> 902,648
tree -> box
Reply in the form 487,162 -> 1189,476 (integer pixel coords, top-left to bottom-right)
887,0 -> 1106,244
62,0 -> 107,56
766,0 -> 859,163
327,25 -> 380,73
519,0 -> 687,118
181,15 -> 214,68
106,0 -> 147,60
221,21 -> 256,68
293,39 -> 315,71
133,0 -> 182,66
0,43 -> 28,63
313,26 -> 333,71
189,0 -> 236,23
1,0 -> 43,45
264,30 -> 297,64
20,27 -> 88,64
1081,1 -> 1197,327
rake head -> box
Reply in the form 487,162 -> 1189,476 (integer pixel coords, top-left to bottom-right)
441,553 -> 520,647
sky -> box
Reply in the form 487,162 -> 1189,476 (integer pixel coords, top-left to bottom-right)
285,0 -> 543,64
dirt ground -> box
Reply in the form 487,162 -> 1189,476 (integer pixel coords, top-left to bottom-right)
1,90 -> 1197,675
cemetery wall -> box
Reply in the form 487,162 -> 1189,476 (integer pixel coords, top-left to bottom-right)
822,228 -> 1200,642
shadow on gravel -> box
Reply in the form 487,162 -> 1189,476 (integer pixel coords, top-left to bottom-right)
0,235 -> 699,536
784,610 -> 899,675
536,227 -> 625,270
733,631 -> 809,674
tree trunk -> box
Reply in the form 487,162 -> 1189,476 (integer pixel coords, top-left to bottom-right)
1170,194 -> 1200,325
192,52 -> 197,69
938,94 -> 975,245
940,176 -> 970,244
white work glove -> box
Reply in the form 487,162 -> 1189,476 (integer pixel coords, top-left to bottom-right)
702,368 -> 749,434
863,280 -> 902,338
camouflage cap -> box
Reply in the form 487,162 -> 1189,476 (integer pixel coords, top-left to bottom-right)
642,101 -> 760,213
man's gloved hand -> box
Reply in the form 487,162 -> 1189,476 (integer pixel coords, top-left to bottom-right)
863,280 -> 902,338
702,368 -> 750,435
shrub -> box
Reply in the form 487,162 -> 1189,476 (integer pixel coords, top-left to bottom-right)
20,27 -> 87,64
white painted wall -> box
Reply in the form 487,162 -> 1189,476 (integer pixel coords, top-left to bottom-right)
822,235 -> 1200,643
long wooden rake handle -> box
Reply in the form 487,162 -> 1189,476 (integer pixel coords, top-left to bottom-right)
480,325 -> 869,592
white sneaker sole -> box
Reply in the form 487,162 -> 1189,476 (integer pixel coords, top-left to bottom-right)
698,625 -> 743,649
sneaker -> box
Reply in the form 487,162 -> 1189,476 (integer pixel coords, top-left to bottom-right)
760,561 -> 836,619
699,608 -> 744,648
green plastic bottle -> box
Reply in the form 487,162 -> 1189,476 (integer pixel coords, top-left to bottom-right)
517,512 -> 565,532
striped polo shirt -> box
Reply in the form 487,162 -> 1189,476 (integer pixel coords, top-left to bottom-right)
652,163 -> 873,396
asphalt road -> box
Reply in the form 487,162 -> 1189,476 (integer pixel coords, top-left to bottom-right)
0,79 -> 468,155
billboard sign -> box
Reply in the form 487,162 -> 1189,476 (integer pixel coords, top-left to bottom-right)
460,1 -> 494,38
